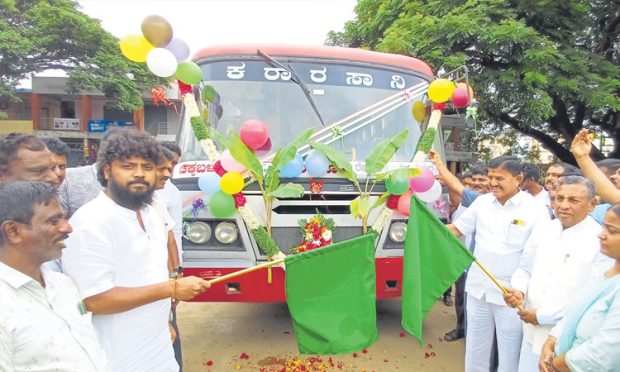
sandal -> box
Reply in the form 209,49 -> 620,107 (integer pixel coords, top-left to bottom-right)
443,329 -> 464,342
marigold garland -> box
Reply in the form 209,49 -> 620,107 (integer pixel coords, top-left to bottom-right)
292,213 -> 336,254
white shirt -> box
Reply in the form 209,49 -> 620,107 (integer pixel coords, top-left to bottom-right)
62,192 -> 178,372
532,187 -> 551,207
0,263 -> 108,372
156,181 -> 183,264
454,191 -> 550,305
511,217 -> 613,352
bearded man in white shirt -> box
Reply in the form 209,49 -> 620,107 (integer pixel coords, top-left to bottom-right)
0,181 -> 107,371
447,156 -> 551,372
62,129 -> 210,372
503,176 -> 612,372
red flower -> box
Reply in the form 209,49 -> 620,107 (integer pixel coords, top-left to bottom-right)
233,193 -> 246,207
399,331 -> 406,337
213,161 -> 226,176
362,349 -> 368,354
387,195 -> 399,209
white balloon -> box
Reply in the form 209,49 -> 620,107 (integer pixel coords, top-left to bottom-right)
416,180 -> 442,202
146,48 -> 177,77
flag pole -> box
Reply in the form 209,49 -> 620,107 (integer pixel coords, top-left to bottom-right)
472,259 -> 525,312
205,258 -> 285,285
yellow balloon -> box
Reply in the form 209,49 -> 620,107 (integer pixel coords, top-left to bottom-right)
119,35 -> 154,63
220,171 -> 244,195
428,79 -> 456,103
412,101 -> 426,122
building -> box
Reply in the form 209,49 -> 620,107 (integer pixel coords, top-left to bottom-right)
0,76 -> 182,166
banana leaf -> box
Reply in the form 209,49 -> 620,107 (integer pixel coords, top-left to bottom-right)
267,183 -> 305,198
309,141 -> 360,189
364,129 -> 409,176
272,128 -> 315,169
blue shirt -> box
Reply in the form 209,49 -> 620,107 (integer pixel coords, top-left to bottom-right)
461,188 -> 482,208
591,203 -> 611,225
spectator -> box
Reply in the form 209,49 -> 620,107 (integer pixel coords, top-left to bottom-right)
503,176 -> 612,372
544,162 -> 582,192
539,203 -> 620,372
520,163 -> 550,207
0,181 -> 107,371
61,129 -> 210,371
0,133 -> 60,188
595,158 -> 620,181
448,156 -> 551,372
40,136 -> 70,184
158,142 -> 183,261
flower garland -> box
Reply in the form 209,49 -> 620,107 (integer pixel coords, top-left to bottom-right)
182,90 -> 281,258
292,213 -> 336,254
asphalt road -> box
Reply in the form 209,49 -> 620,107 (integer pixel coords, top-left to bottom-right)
177,298 -> 464,371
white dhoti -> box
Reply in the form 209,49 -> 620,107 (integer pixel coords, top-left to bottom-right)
517,339 -> 540,372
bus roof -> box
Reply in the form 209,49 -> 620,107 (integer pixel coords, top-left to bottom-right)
193,44 -> 434,77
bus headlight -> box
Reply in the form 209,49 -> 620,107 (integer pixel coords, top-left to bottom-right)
388,221 -> 407,243
215,222 -> 239,244
186,221 -> 211,244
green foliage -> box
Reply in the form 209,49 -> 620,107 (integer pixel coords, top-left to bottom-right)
364,129 -> 409,176
328,0 -> 620,161
271,128 -> 315,169
190,117 -> 209,141
225,131 -> 264,183
251,226 -> 280,257
371,192 -> 391,209
266,182 -> 305,199
0,0 -> 157,110
309,141 -> 360,189
414,128 -> 437,155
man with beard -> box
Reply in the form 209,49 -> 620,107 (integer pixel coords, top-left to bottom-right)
40,136 -> 70,185
61,129 -> 210,372
0,133 -> 61,188
0,181 -> 107,371
428,150 -> 491,342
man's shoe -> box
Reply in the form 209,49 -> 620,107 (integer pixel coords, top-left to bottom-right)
443,295 -> 454,306
443,329 -> 464,342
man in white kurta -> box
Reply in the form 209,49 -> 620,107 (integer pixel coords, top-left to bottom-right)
505,177 -> 613,371
449,156 -> 551,372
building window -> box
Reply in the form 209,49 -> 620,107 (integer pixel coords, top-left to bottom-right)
60,101 -> 75,118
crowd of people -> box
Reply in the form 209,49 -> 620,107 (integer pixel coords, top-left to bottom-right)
1,127 -> 619,371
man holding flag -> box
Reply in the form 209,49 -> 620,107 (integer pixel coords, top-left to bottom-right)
445,156 -> 550,372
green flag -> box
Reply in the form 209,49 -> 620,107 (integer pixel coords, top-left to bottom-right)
402,196 -> 476,344
285,233 -> 379,354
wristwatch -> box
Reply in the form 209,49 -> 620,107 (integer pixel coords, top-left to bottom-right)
169,266 -> 183,278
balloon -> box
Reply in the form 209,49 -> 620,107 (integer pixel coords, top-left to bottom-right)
220,171 -> 244,195
305,150 -> 330,177
146,48 -> 177,77
240,119 -> 269,150
397,190 -> 413,216
416,180 -> 442,202
202,85 -> 217,103
412,101 -> 426,122
451,83 -> 473,108
279,153 -> 304,178
255,137 -> 272,156
175,61 -> 203,85
216,105 -> 223,119
428,79 -> 456,103
409,166 -> 435,193
385,174 -> 409,195
164,37 -> 190,62
209,191 -> 236,218
220,149 -> 246,173
197,172 -> 221,194
119,35 -> 154,62
141,15 -> 173,47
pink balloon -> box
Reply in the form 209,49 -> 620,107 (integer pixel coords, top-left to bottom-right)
410,167 -> 435,193
240,119 -> 269,150
255,137 -> 272,157
451,86 -> 470,108
397,190 -> 413,216
220,149 -> 246,173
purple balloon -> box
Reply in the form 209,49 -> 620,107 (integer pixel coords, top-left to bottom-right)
165,38 -> 190,62
410,166 -> 435,193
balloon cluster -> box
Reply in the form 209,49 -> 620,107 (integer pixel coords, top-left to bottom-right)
385,166 -> 442,216
196,120 -> 272,217
279,150 -> 330,178
119,15 -> 202,84
411,79 -> 474,123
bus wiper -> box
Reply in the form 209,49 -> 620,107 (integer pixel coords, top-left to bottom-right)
257,49 -> 325,126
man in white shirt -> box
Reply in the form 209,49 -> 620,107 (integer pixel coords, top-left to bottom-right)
159,142 -> 183,256
447,156 -> 551,372
504,176 -> 612,371
0,181 -> 107,371
62,129 -> 210,372
521,164 -> 550,207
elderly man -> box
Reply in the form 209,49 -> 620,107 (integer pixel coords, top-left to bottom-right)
504,176 -> 612,371
0,133 -> 61,188
62,129 -> 209,372
447,156 -> 551,372
0,181 -> 107,371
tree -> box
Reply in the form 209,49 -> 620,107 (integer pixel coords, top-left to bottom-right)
0,0 -> 157,111
327,0 -> 620,163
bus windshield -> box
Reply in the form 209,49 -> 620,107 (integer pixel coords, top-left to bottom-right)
179,59 -> 429,163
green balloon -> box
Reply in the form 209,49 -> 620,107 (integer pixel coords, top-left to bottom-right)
209,191 -> 236,217
202,85 -> 217,103
386,174 -> 409,195
175,61 -> 202,85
